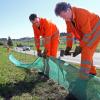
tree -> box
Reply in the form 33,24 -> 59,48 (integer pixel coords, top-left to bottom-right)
7,36 -> 13,47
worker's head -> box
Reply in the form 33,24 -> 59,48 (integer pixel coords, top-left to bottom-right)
29,14 -> 40,27
55,2 -> 72,21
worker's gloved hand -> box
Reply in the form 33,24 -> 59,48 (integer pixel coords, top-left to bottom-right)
73,46 -> 82,57
42,49 -> 48,58
37,50 -> 42,57
64,47 -> 72,55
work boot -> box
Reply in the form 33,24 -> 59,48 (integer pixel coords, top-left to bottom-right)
89,66 -> 96,76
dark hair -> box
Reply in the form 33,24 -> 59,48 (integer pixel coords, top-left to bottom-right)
29,14 -> 37,21
55,2 -> 71,16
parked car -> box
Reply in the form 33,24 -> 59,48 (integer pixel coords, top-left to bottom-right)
22,46 -> 30,51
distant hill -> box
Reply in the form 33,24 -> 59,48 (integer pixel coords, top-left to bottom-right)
12,37 -> 34,42
0,38 -> 7,42
0,37 -> 34,46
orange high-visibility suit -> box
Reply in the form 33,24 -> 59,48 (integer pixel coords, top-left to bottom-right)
32,18 -> 59,57
66,7 -> 100,75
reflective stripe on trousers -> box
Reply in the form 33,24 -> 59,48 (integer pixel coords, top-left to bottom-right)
81,60 -> 92,66
80,67 -> 90,74
81,60 -> 92,74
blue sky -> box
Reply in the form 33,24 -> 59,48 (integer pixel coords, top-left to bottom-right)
0,0 -> 100,39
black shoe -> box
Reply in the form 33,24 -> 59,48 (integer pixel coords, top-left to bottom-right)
64,93 -> 78,100
89,73 -> 96,76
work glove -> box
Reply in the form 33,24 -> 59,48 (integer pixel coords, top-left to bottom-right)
64,47 -> 72,55
42,49 -> 48,58
37,50 -> 42,57
73,46 -> 82,57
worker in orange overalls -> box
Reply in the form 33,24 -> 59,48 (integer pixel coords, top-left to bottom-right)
29,14 -> 59,58
55,2 -> 100,78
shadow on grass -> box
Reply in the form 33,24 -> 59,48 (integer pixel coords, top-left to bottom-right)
0,73 -> 44,100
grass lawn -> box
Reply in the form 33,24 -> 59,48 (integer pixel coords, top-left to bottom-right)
0,46 -> 67,100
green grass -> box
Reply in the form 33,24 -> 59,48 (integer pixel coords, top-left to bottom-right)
0,46 -> 37,83
0,46 -> 67,100
0,47 -> 38,100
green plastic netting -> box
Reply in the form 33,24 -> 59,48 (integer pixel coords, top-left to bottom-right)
9,54 -> 100,100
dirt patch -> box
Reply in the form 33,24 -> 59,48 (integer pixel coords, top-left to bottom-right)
0,70 -> 68,100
